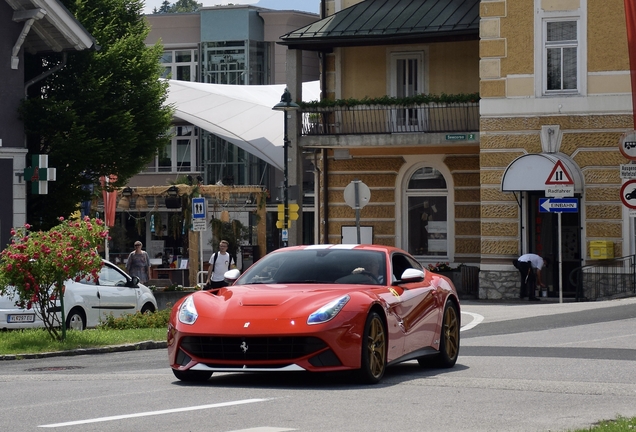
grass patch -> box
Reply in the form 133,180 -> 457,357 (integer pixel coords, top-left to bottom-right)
574,416 -> 636,431
0,309 -> 171,356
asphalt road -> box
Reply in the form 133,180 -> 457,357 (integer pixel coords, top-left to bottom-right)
0,297 -> 635,432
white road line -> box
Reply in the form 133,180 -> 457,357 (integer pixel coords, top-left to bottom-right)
39,398 -> 268,428
461,311 -> 484,331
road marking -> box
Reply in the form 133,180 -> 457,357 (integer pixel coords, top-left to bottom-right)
228,428 -> 296,432
460,311 -> 484,331
39,398 -> 268,428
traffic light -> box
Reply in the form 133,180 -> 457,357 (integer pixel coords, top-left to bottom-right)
277,203 -> 300,228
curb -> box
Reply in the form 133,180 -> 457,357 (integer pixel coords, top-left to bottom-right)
0,340 -> 168,361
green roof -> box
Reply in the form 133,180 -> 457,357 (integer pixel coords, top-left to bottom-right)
279,0 -> 480,50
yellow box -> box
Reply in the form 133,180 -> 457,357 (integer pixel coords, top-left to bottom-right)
589,241 -> 614,259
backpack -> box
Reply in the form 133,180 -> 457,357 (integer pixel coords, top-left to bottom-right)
212,251 -> 235,270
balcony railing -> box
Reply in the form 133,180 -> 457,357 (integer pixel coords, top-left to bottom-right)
301,102 -> 479,136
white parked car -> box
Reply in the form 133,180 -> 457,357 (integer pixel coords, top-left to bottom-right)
0,260 -> 157,330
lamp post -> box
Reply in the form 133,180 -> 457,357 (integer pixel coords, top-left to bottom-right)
272,88 -> 300,247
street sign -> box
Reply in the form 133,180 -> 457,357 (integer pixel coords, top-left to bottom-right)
545,185 -> 574,197
620,164 -> 636,179
192,197 -> 206,219
445,133 -> 476,141
619,130 -> 636,160
281,229 -> 288,242
344,180 -> 371,209
191,219 -> 207,231
545,160 -> 574,185
539,198 -> 578,213
620,179 -> 636,210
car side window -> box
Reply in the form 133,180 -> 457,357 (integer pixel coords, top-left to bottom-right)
98,265 -> 128,287
391,254 -> 422,281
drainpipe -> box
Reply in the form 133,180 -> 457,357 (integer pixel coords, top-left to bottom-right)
322,148 -> 329,244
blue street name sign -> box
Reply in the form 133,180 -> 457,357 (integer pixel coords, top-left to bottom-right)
539,198 -> 578,213
192,197 -> 206,219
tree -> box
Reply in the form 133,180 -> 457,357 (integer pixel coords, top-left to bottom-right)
0,217 -> 108,341
152,0 -> 202,14
19,0 -> 173,230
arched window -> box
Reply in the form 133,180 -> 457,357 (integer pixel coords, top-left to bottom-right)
406,167 -> 448,257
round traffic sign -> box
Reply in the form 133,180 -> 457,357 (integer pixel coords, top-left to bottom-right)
620,179 -> 636,209
619,130 -> 636,160
344,181 -> 371,209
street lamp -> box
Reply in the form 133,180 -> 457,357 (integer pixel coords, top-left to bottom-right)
272,88 -> 300,247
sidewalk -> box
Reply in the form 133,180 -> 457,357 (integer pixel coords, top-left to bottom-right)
460,295 -> 636,324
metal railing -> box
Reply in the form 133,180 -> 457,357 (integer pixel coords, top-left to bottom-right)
301,102 -> 479,136
569,255 -> 636,301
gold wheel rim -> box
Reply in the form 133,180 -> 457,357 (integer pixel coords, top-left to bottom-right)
367,316 -> 386,378
443,306 -> 459,360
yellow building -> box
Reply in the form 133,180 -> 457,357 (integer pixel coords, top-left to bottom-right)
281,0 -> 634,300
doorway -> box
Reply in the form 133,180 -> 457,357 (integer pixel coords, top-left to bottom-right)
527,192 -> 582,297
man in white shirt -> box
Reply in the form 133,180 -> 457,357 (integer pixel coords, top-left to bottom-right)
515,253 -> 548,301
205,240 -> 236,290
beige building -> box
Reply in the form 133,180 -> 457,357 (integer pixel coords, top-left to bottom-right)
280,0 -> 634,300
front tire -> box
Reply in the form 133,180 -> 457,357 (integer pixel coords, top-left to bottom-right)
66,308 -> 86,331
172,369 -> 213,382
419,299 -> 460,368
355,311 -> 386,384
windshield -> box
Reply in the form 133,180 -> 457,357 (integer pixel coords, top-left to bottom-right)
237,249 -> 387,285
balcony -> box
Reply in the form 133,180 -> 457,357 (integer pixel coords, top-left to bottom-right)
301,102 -> 479,136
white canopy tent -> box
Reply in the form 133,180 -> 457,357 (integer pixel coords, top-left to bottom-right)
166,80 -> 321,171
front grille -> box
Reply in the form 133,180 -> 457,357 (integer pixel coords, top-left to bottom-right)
181,336 -> 327,361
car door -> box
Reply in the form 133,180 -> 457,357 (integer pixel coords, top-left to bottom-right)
387,253 -> 440,355
95,263 -> 140,320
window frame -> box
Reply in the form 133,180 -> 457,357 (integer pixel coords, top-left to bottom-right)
404,166 -> 450,259
534,1 -> 587,97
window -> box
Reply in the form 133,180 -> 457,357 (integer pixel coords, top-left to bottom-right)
146,126 -> 198,173
406,167 -> 448,257
160,49 -> 198,81
201,41 -> 268,85
390,51 -> 427,131
545,20 -> 578,93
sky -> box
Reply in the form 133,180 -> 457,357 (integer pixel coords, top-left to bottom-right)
143,0 -> 320,15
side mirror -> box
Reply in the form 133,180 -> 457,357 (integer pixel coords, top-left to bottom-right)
224,268 -> 241,283
130,275 -> 140,287
400,268 -> 425,282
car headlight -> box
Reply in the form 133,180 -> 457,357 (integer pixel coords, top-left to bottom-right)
178,295 -> 198,325
307,295 -> 350,325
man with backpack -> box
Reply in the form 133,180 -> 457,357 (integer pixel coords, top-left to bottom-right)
204,240 -> 237,290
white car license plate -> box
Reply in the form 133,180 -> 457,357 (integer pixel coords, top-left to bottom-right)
7,314 -> 35,323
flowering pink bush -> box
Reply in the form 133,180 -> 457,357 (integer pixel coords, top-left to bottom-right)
0,216 -> 108,340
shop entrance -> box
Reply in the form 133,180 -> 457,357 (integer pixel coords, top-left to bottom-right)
527,192 -> 582,298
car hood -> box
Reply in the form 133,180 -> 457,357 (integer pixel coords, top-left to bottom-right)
188,284 -> 374,322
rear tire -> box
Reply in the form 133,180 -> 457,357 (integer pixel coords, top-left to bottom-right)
172,369 -> 213,382
140,303 -> 155,314
418,298 -> 460,368
355,311 -> 386,384
66,308 -> 86,331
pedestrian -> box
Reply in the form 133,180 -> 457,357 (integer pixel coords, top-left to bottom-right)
126,241 -> 150,283
513,253 -> 548,301
205,240 -> 237,290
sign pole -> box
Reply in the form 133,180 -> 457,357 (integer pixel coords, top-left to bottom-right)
354,180 -> 361,244
558,212 -> 563,303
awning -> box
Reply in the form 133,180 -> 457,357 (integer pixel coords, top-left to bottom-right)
166,80 -> 321,171
501,153 -> 584,193
279,0 -> 479,50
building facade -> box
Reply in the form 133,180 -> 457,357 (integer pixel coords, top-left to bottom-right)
1,0 -> 94,248
109,6 -> 320,271
279,0 -> 634,299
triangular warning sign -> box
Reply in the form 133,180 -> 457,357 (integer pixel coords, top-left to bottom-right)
545,160 -> 574,185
